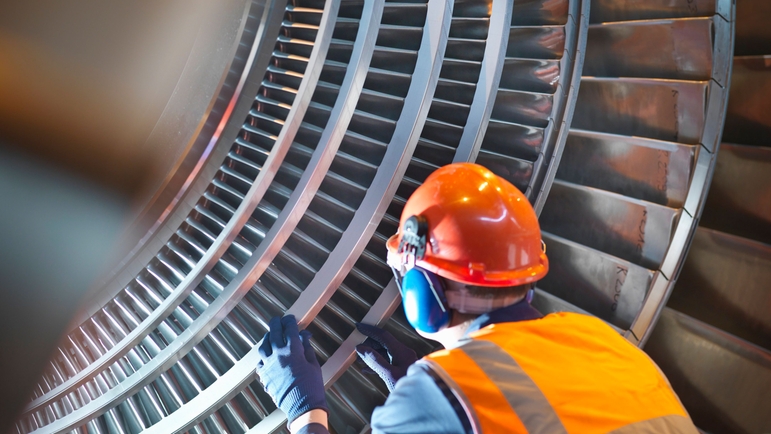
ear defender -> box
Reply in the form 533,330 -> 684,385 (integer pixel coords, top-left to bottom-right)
400,267 -> 451,333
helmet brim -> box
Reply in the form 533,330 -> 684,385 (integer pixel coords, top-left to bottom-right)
387,233 -> 548,286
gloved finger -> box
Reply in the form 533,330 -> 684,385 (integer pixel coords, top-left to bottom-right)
357,322 -> 416,365
281,315 -> 300,347
355,322 -> 383,339
356,343 -> 392,373
390,344 -> 417,366
361,337 -> 384,351
268,316 -> 286,348
356,338 -> 384,357
353,355 -> 369,370
360,337 -> 391,364
257,334 -> 272,360
356,322 -> 401,351
299,330 -> 319,365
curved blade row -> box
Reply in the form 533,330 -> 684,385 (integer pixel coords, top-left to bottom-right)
645,0 -> 771,431
535,0 -> 733,347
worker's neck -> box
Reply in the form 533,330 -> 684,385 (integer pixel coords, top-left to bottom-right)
434,311 -> 477,348
419,293 -> 526,349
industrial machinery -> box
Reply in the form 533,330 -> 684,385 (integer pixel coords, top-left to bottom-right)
8,0 -> 770,432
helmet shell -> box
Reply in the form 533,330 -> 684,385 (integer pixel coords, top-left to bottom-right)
387,163 -> 548,286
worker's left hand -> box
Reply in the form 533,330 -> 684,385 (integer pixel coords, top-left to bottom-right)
256,315 -> 328,423
355,322 -> 418,391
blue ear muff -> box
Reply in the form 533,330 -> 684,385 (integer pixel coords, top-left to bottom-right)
400,267 -> 451,333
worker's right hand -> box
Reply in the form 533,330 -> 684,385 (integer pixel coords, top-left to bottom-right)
355,322 -> 418,392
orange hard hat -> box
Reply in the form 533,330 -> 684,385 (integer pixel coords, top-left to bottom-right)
387,163 -> 548,286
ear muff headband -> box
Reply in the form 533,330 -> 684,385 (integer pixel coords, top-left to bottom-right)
400,267 -> 451,333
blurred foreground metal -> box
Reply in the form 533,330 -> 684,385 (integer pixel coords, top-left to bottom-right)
0,148 -> 125,434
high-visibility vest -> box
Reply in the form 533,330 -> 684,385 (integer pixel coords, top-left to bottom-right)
421,312 -> 698,433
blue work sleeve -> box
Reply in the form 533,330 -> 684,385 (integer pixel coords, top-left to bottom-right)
296,363 -> 467,434
370,362 -> 468,434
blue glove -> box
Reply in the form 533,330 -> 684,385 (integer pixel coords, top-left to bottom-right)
355,322 -> 418,391
256,315 -> 328,423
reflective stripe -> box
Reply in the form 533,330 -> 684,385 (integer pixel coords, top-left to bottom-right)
608,415 -> 700,434
459,339 -> 568,434
419,360 -> 483,434
419,360 -> 477,434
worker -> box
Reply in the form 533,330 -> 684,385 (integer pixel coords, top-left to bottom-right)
256,163 -> 698,433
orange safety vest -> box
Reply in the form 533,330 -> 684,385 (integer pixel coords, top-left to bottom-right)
421,312 -> 698,433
